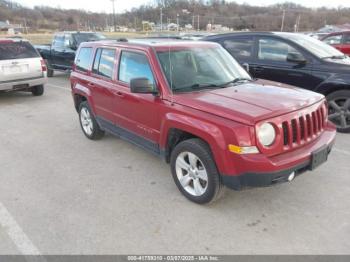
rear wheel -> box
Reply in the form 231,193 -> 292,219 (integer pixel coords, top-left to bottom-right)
31,85 -> 44,96
79,101 -> 105,140
45,60 -> 54,77
47,68 -> 54,77
170,138 -> 223,204
327,90 -> 350,133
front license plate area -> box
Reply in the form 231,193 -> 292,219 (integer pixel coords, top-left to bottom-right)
310,146 -> 328,170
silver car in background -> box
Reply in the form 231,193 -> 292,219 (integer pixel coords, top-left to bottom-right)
0,38 -> 47,96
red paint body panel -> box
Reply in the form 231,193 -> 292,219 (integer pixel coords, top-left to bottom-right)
70,40 -> 336,178
322,31 -> 350,55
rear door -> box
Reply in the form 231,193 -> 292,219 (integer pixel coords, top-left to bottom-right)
0,40 -> 43,83
251,36 -> 314,89
51,34 -> 65,67
88,47 -> 117,122
51,34 -> 75,69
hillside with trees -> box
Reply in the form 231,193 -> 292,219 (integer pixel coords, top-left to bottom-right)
1,0 -> 350,32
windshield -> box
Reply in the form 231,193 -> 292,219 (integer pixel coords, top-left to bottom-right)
285,33 -> 345,59
73,33 -> 106,45
157,46 -> 251,92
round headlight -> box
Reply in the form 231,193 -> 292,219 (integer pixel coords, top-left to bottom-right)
258,122 -> 276,147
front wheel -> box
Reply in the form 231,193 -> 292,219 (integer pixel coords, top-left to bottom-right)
170,138 -> 223,204
327,90 -> 350,133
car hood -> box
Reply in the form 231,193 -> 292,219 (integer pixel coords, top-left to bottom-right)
173,79 -> 324,125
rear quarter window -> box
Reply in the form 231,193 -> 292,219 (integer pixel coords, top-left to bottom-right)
0,41 -> 39,60
76,47 -> 93,72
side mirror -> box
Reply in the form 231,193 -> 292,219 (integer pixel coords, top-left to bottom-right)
130,78 -> 158,95
242,63 -> 250,72
287,52 -> 307,64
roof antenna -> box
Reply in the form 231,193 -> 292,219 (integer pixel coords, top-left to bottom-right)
164,1 -> 174,105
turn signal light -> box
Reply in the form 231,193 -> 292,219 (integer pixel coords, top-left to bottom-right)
228,144 -> 259,154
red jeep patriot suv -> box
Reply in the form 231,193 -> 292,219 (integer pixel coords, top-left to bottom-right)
70,39 -> 336,204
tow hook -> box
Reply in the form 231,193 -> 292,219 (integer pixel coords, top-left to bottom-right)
288,172 -> 296,182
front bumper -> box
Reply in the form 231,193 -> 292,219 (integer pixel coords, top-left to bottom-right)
222,125 -> 336,190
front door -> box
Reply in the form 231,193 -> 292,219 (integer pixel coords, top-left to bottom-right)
251,36 -> 314,89
111,50 -> 162,151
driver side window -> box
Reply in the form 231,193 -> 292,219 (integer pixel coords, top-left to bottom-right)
118,51 -> 155,86
258,38 -> 303,62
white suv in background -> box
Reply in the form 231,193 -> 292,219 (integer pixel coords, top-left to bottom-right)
0,38 -> 47,96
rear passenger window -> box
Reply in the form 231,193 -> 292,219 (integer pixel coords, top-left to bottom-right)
76,47 -> 92,72
118,51 -> 154,85
92,48 -> 116,79
53,35 -> 64,48
223,38 -> 254,59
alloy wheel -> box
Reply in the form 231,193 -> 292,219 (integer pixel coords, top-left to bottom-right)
175,151 -> 208,197
80,107 -> 94,136
328,98 -> 350,129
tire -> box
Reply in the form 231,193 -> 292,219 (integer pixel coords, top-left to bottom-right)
45,60 -> 54,77
47,68 -> 54,77
326,90 -> 350,133
31,85 -> 44,96
78,101 -> 105,140
170,138 -> 224,204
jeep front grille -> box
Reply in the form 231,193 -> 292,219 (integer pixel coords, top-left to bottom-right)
282,106 -> 325,147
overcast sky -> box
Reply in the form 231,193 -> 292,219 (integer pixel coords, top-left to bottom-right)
17,0 -> 350,13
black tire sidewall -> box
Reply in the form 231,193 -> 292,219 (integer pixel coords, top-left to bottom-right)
326,90 -> 350,133
31,85 -> 44,96
170,139 -> 220,204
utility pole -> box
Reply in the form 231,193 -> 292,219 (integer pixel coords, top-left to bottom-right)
281,9 -> 286,32
197,15 -> 200,31
192,15 -> 195,30
23,18 -> 28,34
296,14 -> 301,32
176,13 -> 179,32
160,7 -> 163,32
111,0 -> 116,32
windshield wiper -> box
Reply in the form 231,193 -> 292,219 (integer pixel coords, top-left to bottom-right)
321,55 -> 346,60
221,78 -> 252,86
173,78 -> 252,92
172,83 -> 221,92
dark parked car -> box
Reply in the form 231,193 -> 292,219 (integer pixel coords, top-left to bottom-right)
36,31 -> 105,77
204,32 -> 350,133
321,31 -> 350,55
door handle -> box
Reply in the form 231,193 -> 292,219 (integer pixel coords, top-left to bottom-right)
253,66 -> 264,73
115,91 -> 124,97
88,82 -> 95,87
